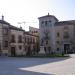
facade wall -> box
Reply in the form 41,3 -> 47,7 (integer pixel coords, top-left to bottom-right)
0,23 -> 10,55
24,32 -> 39,55
9,29 -> 25,56
0,23 -> 3,55
39,15 -> 58,54
39,14 -> 75,54
0,17 -> 39,56
29,26 -> 39,36
55,24 -> 75,53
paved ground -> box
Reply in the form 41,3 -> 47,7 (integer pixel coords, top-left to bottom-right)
0,55 -> 75,75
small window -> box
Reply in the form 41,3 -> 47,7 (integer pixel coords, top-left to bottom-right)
56,41 -> 59,44
4,41 -> 8,47
11,35 -> 15,43
25,37 -> 26,42
45,21 -> 48,26
3,28 -> 8,35
57,32 -> 60,37
18,35 -> 22,43
19,45 -> 22,50
63,32 -> 69,39
41,21 -> 44,24
57,48 -> 59,51
49,20 -> 51,23
35,31 -> 37,33
64,26 -> 69,30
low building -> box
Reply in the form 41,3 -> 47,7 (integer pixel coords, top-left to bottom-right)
9,25 -> 25,56
24,31 -> 39,56
0,16 -> 39,56
29,26 -> 39,36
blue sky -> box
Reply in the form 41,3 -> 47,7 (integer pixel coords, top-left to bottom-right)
0,0 -> 75,30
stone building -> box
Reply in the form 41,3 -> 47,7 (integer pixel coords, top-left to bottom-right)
24,31 -> 39,56
29,26 -> 39,36
39,13 -> 75,54
0,16 -> 39,56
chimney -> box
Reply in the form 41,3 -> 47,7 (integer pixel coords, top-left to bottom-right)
48,13 -> 49,16
2,15 -> 4,20
20,26 -> 22,29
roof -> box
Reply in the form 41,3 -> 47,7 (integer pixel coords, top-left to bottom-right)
0,20 -> 10,25
38,14 -> 58,21
0,20 -> 24,31
55,20 -> 75,26
9,25 -> 24,31
24,31 -> 39,37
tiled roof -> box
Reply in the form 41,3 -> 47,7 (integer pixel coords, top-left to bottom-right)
55,20 -> 75,26
0,20 -> 10,25
9,25 -> 24,31
38,14 -> 58,21
24,31 -> 38,37
0,20 -> 24,31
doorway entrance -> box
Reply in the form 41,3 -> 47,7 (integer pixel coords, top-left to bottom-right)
11,47 -> 16,56
0,44 -> 1,56
64,44 -> 70,54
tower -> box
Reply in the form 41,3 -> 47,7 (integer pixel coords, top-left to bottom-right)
38,13 -> 58,54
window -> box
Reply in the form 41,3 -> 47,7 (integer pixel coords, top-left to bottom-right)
30,37 -> 32,43
56,41 -> 59,44
63,32 -> 69,39
19,45 -> 22,50
4,41 -> 8,47
11,35 -> 15,43
57,48 -> 59,51
41,21 -> 44,27
57,32 -> 60,37
25,37 -> 26,42
41,21 -> 44,24
35,31 -> 37,33
49,20 -> 51,23
33,38 -> 35,44
18,35 -> 22,43
27,37 -> 30,44
64,26 -> 69,30
45,21 -> 48,26
3,28 -> 8,35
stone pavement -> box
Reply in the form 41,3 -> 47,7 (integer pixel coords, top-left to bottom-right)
0,55 -> 75,75
20,58 -> 75,75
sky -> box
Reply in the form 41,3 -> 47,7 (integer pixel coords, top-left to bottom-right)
0,0 -> 75,31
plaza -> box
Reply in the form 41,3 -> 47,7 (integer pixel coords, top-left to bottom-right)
0,55 -> 75,75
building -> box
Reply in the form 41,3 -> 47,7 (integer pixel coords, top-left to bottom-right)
0,16 -> 10,56
24,31 -> 39,56
29,26 -> 39,36
0,16 -> 39,56
9,25 -> 25,56
39,13 -> 75,54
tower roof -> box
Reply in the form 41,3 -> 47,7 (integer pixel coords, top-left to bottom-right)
38,13 -> 58,21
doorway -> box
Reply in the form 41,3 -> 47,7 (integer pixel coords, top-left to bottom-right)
11,47 -> 16,56
64,44 -> 70,54
0,44 -> 1,56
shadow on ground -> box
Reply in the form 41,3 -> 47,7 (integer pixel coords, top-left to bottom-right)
0,56 -> 69,75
